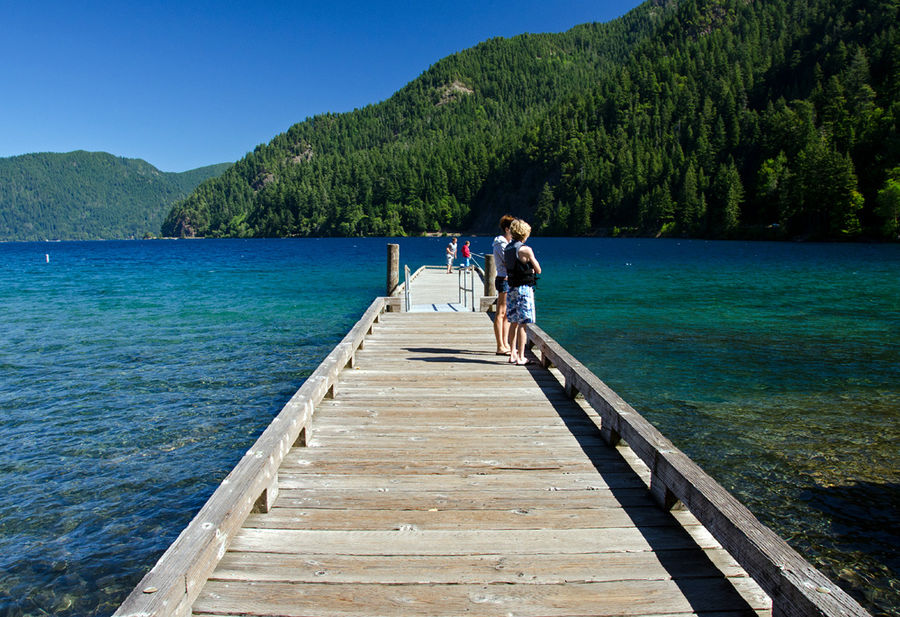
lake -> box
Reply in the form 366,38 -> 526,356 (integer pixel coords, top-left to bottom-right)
0,237 -> 897,616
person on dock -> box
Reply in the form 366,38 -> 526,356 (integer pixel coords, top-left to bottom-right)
461,240 -> 471,270
446,237 -> 457,273
504,219 -> 541,365
492,214 -> 515,355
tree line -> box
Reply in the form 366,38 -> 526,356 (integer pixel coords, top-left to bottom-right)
163,0 -> 900,241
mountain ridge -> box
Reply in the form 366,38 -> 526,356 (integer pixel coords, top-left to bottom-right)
0,151 -> 230,241
163,0 -> 899,241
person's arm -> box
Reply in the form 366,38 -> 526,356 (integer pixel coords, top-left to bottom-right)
519,246 -> 541,274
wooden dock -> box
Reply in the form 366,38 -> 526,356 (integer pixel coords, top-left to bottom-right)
116,249 -> 872,617
402,265 -> 487,312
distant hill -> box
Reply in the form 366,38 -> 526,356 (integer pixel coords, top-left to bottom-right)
163,0 -> 899,241
0,151 -> 231,241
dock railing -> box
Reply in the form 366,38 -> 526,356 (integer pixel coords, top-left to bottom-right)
525,324 -> 871,617
114,295 -> 398,617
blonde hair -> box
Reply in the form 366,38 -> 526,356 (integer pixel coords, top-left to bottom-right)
509,219 -> 531,242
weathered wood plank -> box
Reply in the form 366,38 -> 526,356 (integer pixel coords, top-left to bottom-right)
278,452 -> 630,474
281,443 -> 621,461
305,433 -> 611,449
304,423 -> 604,439
193,579 -> 769,617
308,418 -> 600,432
209,549 -> 747,583
306,425 -> 599,438
335,373 -> 562,386
274,470 -> 647,491
272,487 -> 658,510
242,506 -> 692,530
313,399 -> 587,414
225,526 -> 721,555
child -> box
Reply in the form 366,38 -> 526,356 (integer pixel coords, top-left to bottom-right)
461,241 -> 471,270
504,219 -> 541,365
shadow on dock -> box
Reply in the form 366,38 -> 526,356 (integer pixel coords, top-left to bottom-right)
520,360 -> 761,615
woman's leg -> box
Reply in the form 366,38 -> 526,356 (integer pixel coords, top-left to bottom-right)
515,324 -> 528,364
494,291 -> 509,353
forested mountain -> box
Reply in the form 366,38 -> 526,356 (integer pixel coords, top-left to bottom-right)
164,0 -> 900,241
0,152 -> 230,241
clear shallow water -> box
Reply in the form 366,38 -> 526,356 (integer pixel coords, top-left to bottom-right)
0,238 -> 897,616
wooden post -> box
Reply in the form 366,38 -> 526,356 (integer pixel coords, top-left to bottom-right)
484,254 -> 496,296
252,476 -> 279,513
650,473 -> 681,511
387,243 -> 399,296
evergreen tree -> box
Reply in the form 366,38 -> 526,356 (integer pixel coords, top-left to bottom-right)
875,167 -> 900,238
534,182 -> 556,233
570,190 -> 593,235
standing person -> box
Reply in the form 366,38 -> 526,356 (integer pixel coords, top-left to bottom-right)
492,215 -> 515,355
504,219 -> 541,365
446,237 -> 457,273
461,241 -> 471,270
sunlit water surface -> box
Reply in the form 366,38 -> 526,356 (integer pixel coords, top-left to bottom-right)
0,238 -> 897,616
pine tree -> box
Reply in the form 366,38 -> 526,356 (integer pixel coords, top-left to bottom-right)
875,167 -> 900,238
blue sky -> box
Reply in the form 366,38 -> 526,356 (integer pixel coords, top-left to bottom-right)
2,1 -> 644,172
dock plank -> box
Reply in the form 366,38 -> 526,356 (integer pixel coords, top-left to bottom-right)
194,579 -> 770,617
207,549 -> 749,583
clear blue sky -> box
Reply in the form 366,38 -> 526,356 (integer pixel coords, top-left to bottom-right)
2,1 -> 644,172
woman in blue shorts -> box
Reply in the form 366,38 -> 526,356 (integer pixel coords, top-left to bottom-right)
504,219 -> 541,365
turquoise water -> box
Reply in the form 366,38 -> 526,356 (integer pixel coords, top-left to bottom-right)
0,238 -> 897,616
534,239 -> 899,616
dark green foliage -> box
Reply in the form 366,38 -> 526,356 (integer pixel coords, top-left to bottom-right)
165,0 -> 900,241
0,152 -> 230,241
875,166 -> 900,237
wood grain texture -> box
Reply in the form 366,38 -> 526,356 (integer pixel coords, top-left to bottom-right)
194,579 -> 770,617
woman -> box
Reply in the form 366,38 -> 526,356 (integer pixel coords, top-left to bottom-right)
504,218 -> 541,365
492,215 -> 515,355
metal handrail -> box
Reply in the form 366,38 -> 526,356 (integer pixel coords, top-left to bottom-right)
457,267 -> 474,309
469,252 -> 485,271
455,253 -> 487,309
404,265 -> 411,312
